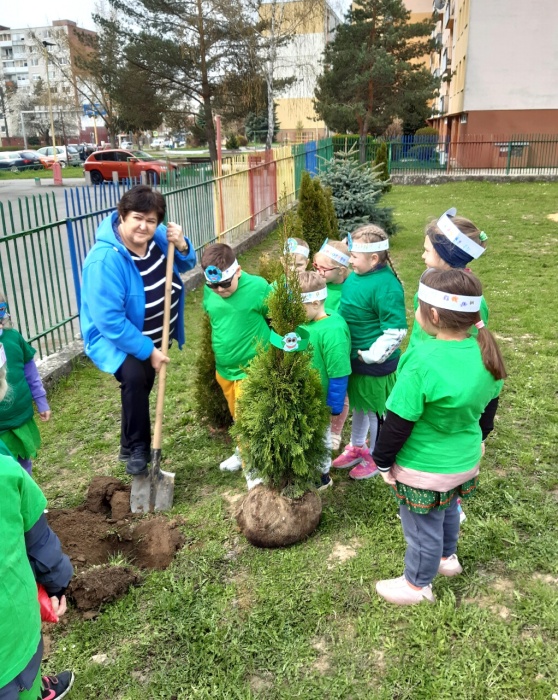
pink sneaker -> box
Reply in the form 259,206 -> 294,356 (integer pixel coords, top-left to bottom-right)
349,451 -> 378,480
332,444 -> 364,469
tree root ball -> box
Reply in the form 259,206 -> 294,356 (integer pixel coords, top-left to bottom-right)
235,486 -> 322,548
69,565 -> 141,610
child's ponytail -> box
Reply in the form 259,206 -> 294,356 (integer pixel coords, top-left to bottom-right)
476,325 -> 507,380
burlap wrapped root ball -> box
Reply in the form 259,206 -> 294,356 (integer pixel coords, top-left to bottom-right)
235,486 -> 322,548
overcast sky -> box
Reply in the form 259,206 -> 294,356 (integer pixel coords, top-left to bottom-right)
2,0 -> 351,32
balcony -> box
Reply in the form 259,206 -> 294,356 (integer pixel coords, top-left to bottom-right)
444,2 -> 454,30
440,48 -> 452,74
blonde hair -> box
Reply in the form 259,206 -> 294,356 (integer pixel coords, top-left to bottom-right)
298,271 -> 326,294
351,225 -> 402,285
0,292 -> 12,330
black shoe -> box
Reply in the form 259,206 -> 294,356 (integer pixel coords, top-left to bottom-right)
118,447 -> 131,463
126,448 -> 151,476
41,670 -> 75,699
316,473 -> 333,491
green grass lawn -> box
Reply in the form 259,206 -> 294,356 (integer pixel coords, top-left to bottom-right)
36,182 -> 558,699
0,165 -> 84,180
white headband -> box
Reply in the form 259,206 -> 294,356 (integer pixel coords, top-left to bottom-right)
204,259 -> 239,283
319,240 -> 349,267
437,208 -> 485,259
301,287 -> 328,303
418,282 -> 482,312
347,232 -> 389,253
0,343 -> 6,370
284,238 -> 310,259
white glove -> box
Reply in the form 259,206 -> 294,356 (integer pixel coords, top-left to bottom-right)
358,329 -> 407,364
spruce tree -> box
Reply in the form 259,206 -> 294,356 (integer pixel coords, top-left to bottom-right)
194,314 -> 233,430
233,216 -> 330,499
319,150 -> 397,236
297,171 -> 332,255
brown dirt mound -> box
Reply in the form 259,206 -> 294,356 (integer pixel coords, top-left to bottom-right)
47,476 -> 185,611
236,486 -> 322,548
69,565 -> 142,610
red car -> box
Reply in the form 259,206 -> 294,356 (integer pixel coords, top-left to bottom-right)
84,148 -> 178,184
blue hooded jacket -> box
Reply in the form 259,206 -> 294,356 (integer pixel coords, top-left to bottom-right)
80,211 -> 197,374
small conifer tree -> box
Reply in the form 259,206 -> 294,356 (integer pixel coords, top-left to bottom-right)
233,215 -> 330,499
373,142 -> 391,192
194,314 -> 233,430
323,186 -> 340,238
319,149 -> 397,236
297,171 -> 332,255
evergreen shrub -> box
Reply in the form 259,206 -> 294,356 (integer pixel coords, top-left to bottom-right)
233,215 -> 329,499
373,142 -> 391,192
297,171 -> 338,255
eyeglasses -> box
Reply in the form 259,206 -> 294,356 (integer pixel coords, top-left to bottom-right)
205,278 -> 234,290
312,262 -> 339,273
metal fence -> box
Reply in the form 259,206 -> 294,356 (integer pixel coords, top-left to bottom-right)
332,134 -> 558,175
0,138 -> 333,360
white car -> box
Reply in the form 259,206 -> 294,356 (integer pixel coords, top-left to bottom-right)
120,140 -> 133,150
36,145 -> 81,167
150,138 -> 164,149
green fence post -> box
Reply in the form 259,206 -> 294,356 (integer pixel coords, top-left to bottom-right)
506,142 -> 512,175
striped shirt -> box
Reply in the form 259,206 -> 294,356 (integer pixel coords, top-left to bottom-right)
128,240 -> 181,348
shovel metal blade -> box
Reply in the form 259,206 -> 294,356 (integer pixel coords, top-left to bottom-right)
130,471 -> 152,514
153,467 -> 175,512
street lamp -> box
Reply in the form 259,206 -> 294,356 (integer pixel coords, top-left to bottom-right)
42,39 -> 62,184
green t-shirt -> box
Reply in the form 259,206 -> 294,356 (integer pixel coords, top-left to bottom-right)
406,291 -> 490,353
324,283 -> 343,314
0,454 -> 46,688
203,272 -> 271,381
339,266 -> 407,361
386,337 -> 503,474
300,313 -> 352,396
0,329 -> 36,432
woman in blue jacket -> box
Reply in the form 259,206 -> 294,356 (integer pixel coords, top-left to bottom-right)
80,185 -> 196,475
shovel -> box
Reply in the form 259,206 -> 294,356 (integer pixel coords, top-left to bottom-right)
130,242 -> 176,514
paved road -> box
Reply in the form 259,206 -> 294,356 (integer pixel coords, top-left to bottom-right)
0,177 -> 86,224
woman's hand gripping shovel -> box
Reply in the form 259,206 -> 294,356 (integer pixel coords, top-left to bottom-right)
131,242 -> 176,513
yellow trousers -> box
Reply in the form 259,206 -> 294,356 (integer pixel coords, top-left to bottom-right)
215,372 -> 243,420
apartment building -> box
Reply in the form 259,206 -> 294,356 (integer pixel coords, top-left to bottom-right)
430,0 -> 558,141
0,19 -> 99,144
261,0 -> 341,142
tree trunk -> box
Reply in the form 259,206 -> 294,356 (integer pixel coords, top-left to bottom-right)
265,2 -> 277,151
196,0 -> 217,164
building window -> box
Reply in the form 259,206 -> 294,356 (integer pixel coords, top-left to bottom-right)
460,113 -> 467,124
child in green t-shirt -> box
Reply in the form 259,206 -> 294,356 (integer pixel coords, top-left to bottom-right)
299,272 -> 352,490
312,239 -> 351,450
201,244 -> 271,481
372,269 -> 506,606
0,293 -> 51,475
406,207 -> 489,353
333,226 -> 407,481
280,237 -> 310,274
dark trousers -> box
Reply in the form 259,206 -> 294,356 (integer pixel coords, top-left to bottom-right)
114,355 -> 155,453
0,639 -> 42,699
400,495 -> 460,588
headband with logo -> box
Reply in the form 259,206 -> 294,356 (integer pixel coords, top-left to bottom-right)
418,282 -> 482,312
434,208 -> 486,264
301,287 -> 328,303
284,238 -> 310,259
347,232 -> 389,253
204,259 -> 239,284
319,240 -> 350,267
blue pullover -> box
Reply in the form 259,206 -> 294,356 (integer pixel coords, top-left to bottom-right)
80,211 -> 196,374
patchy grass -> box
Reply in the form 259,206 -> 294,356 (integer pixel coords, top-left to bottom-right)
36,182 -> 558,699
0,165 -> 84,180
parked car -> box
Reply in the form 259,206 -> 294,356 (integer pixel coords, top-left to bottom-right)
0,150 -> 45,172
36,145 -> 82,168
84,148 -> 178,184
150,138 -> 164,149
120,140 -> 133,150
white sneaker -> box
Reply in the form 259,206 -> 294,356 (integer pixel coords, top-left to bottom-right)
376,575 -> 436,605
219,448 -> 242,472
438,553 -> 463,577
245,470 -> 263,490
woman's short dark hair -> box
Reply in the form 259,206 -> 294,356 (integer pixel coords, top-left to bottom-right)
117,185 -> 166,224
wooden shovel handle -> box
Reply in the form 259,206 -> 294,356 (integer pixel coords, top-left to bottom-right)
152,241 -> 175,451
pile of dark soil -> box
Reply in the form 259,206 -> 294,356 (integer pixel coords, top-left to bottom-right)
47,477 -> 185,611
